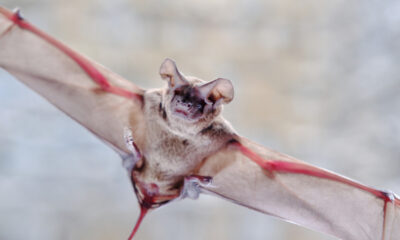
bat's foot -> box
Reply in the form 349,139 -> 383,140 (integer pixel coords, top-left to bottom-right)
181,175 -> 213,200
123,127 -> 142,172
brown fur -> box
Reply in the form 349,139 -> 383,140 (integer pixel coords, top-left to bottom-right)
131,76 -> 236,201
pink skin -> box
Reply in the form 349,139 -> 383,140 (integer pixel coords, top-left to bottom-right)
175,109 -> 189,117
231,140 -> 400,240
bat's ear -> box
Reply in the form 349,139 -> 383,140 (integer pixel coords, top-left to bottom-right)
198,78 -> 234,105
159,58 -> 188,88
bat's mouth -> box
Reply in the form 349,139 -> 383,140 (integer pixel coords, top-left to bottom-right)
173,104 -> 203,120
175,108 -> 189,117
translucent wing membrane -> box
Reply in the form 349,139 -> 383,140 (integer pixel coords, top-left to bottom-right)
198,137 -> 400,240
0,7 -> 145,154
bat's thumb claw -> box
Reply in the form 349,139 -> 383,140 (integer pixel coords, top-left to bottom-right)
12,8 -> 23,20
122,127 -> 142,172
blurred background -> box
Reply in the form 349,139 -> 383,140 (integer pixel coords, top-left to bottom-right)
0,0 -> 399,239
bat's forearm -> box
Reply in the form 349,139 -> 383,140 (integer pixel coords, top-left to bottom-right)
2,8 -> 142,100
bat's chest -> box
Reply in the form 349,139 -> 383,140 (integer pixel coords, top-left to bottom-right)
145,131 -> 213,177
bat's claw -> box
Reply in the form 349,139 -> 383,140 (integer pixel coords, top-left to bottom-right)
386,191 -> 396,202
123,127 -> 142,172
382,190 -> 400,204
12,8 -> 23,21
181,175 -> 213,200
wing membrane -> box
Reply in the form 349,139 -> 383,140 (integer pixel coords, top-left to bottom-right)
0,7 -> 145,153
197,137 -> 400,240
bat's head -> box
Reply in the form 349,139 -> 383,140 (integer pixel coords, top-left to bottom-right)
159,58 -> 234,130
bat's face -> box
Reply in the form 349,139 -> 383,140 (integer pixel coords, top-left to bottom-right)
170,85 -> 207,121
160,58 -> 234,128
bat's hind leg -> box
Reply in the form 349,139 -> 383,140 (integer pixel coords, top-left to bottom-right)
122,127 -> 142,173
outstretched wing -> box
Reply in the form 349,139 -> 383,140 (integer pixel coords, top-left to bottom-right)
197,137 -> 400,240
0,7 -> 145,154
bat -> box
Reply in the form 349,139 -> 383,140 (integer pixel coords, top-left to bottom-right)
0,7 -> 399,240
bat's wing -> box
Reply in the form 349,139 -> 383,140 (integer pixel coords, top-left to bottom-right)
0,7 -> 145,154
196,137 -> 400,240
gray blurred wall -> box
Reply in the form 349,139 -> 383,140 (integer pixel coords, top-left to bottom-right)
0,0 -> 399,239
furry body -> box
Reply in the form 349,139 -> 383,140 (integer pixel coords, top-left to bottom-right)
132,77 -> 235,203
